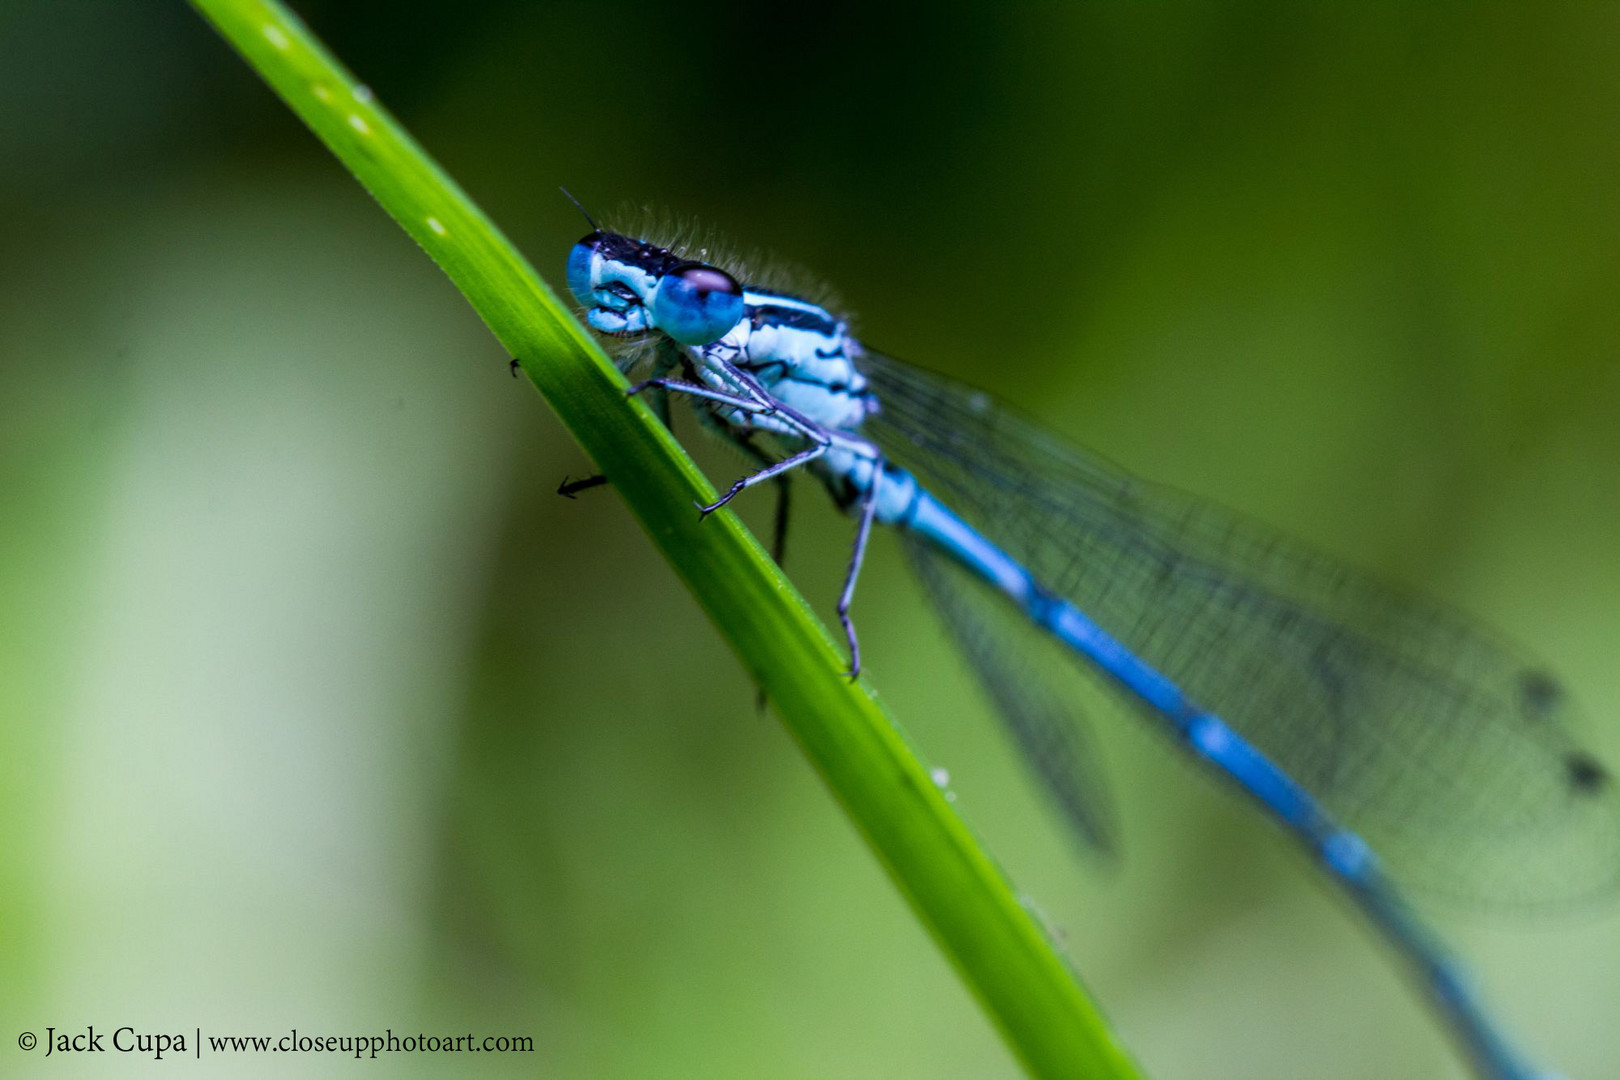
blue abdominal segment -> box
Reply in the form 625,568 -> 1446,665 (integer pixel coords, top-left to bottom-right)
568,224 -> 1617,1080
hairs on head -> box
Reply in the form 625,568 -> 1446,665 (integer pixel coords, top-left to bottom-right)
602,203 -> 851,323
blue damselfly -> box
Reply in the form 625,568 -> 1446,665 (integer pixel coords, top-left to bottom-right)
560,206 -> 1618,1080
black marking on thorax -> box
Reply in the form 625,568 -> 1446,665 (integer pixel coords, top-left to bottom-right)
746,293 -> 841,338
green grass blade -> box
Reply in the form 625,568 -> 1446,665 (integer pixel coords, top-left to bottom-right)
188,2 -> 1142,1076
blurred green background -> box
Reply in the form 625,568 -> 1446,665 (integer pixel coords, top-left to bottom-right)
3,3 -> 1619,1078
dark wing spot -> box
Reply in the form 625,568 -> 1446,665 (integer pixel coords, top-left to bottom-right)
1566,752 -> 1610,794
1519,669 -> 1563,721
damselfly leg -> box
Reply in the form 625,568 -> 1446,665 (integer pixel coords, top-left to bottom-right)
838,463 -> 883,678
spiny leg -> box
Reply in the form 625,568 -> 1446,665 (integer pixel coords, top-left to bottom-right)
718,361 -> 776,403
627,377 -> 772,415
717,431 -> 793,718
726,413 -> 886,516
731,434 -> 793,565
557,474 -> 609,499
632,340 -> 683,427
642,382 -> 673,428
769,473 -> 792,565
754,474 -> 783,730
556,366 -> 697,498
626,370 -> 829,518
838,465 -> 883,679
699,439 -> 827,517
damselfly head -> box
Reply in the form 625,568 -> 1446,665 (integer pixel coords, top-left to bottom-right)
567,229 -> 744,345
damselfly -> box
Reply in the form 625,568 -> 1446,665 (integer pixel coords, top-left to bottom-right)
559,206 -> 1618,1080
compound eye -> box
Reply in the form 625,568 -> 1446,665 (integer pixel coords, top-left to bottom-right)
565,232 -> 603,307
652,262 -> 745,345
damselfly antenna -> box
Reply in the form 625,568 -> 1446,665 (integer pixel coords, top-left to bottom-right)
559,187 -> 599,231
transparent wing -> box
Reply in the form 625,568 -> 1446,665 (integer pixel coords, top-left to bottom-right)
906,534 -> 1120,858
859,349 -> 1620,909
